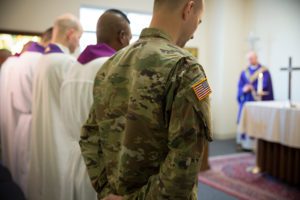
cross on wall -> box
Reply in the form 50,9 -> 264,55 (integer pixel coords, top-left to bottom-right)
280,57 -> 300,107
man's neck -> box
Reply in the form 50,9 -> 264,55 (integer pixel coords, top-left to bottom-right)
51,40 -> 70,54
150,14 -> 181,46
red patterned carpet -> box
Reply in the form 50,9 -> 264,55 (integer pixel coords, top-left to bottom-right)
198,153 -> 300,200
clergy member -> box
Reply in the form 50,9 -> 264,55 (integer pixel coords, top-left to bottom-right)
0,49 -> 12,158
60,9 -> 132,200
77,9 -> 132,65
0,55 -> 20,169
237,51 -> 274,150
0,41 -> 34,173
28,14 -> 82,200
0,42 -> 39,163
11,27 -> 52,198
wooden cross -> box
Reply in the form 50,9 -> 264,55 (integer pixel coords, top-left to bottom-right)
280,57 -> 300,106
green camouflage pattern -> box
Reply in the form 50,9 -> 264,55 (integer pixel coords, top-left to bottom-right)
80,28 -> 212,200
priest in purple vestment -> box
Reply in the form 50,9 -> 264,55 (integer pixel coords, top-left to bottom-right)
78,9 -> 132,64
237,51 -> 274,150
29,13 -> 82,200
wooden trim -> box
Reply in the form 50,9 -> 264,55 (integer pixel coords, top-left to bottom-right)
0,29 -> 42,36
257,139 -> 300,185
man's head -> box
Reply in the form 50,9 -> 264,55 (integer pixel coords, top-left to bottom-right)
152,0 -> 204,47
52,13 -> 83,53
247,51 -> 259,66
40,27 -> 53,47
0,49 -> 12,67
96,9 -> 132,51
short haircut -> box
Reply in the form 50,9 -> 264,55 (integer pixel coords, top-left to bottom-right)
105,9 -> 130,24
154,0 -> 203,11
96,9 -> 131,44
53,13 -> 81,37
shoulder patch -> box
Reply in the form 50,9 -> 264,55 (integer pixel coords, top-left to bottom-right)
192,78 -> 212,101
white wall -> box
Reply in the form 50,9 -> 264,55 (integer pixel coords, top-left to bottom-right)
0,0 -> 154,32
0,0 -> 77,32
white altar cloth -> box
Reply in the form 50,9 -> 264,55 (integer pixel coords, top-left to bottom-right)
238,101 -> 300,149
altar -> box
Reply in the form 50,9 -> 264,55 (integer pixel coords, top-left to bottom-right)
238,101 -> 300,184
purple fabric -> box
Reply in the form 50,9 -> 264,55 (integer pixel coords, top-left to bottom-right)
77,43 -> 116,64
27,42 -> 45,53
237,64 -> 274,123
44,43 -> 64,54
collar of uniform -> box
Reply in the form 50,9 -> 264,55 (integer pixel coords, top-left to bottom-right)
54,43 -> 70,55
139,28 -> 173,42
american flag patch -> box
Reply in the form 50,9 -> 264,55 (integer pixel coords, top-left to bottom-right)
192,78 -> 212,101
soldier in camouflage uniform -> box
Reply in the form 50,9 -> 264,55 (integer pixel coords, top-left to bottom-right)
80,0 -> 212,199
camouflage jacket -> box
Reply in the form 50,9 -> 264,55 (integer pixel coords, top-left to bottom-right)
80,28 -> 212,200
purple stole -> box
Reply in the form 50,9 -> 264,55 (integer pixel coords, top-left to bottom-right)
27,42 -> 45,53
44,44 -> 64,54
77,43 -> 116,64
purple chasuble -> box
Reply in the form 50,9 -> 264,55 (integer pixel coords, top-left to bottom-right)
237,64 -> 274,123
27,42 -> 45,53
77,43 -> 116,64
44,43 -> 64,54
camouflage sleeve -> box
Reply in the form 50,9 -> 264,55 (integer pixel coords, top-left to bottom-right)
124,60 -> 212,200
79,105 -> 112,197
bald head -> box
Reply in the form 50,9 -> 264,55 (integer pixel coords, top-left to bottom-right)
96,9 -> 132,51
52,13 -> 83,53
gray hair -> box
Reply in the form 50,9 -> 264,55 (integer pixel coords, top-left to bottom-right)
53,13 -> 82,36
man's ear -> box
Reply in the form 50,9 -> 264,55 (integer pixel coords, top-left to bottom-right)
183,0 -> 195,21
118,30 -> 126,45
66,28 -> 75,40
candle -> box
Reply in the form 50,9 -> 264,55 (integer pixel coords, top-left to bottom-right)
257,72 -> 264,95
